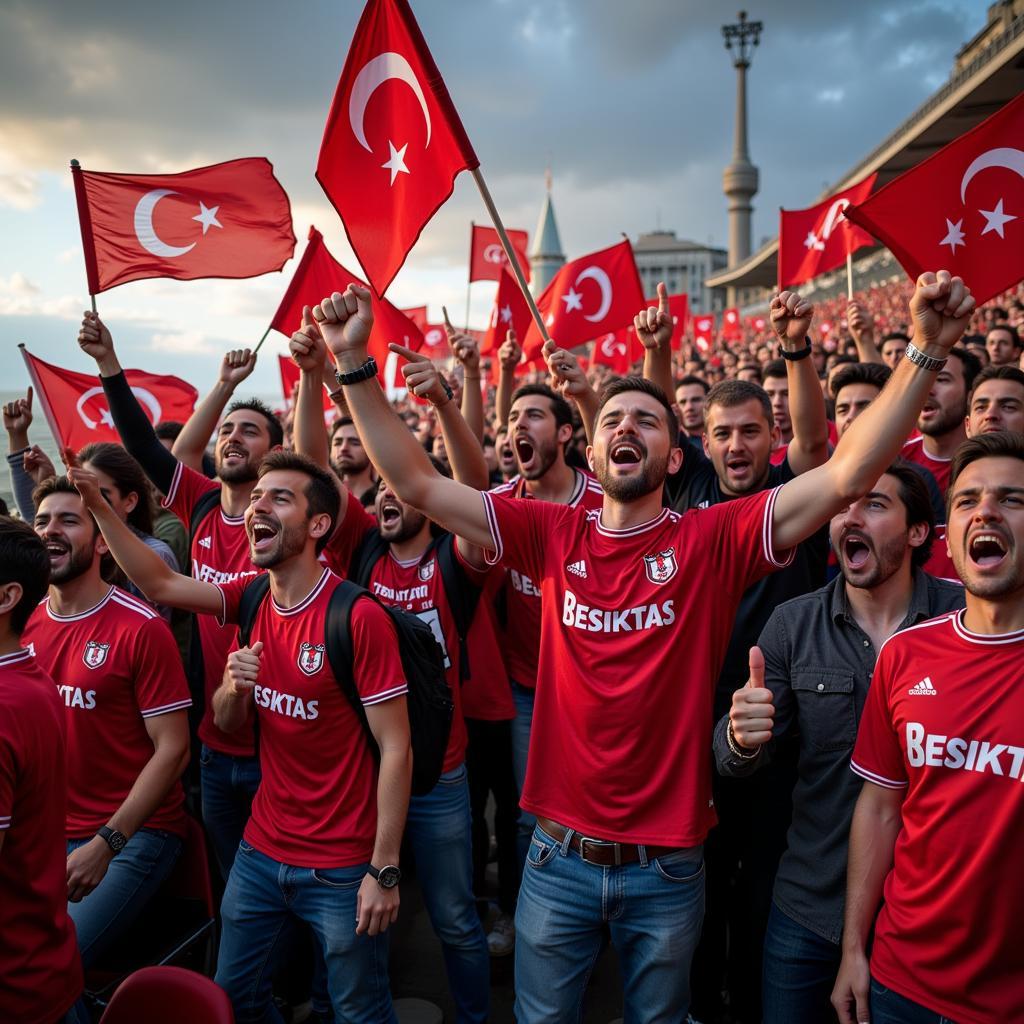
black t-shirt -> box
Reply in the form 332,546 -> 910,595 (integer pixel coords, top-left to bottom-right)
665,441 -> 829,719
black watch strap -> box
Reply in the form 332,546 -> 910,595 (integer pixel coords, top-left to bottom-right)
335,356 -> 378,387
780,337 -> 813,361
98,825 -> 128,854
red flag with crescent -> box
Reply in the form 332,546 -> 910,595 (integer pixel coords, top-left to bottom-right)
482,269 -> 532,355
844,93 -> 1024,306
469,224 -> 530,283
316,0 -> 479,297
778,174 -> 877,289
70,158 -> 295,294
21,348 -> 197,451
693,313 -> 715,352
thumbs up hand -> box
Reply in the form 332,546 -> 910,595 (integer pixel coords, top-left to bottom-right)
728,646 -> 775,751
226,641 -> 263,698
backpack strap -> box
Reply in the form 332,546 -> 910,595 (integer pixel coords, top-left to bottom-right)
236,574 -> 272,649
431,533 -> 483,683
188,487 -> 222,550
324,580 -> 378,757
347,529 -> 391,588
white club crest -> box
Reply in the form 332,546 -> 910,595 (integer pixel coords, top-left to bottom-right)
643,548 -> 678,585
83,640 -> 110,670
298,642 -> 326,676
418,559 -> 436,582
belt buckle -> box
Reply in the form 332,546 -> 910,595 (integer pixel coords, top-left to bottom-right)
579,835 -> 621,866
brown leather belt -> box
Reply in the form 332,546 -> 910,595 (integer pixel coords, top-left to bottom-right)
535,817 -> 681,867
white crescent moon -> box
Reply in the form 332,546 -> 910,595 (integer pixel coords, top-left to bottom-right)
134,190 -> 196,259
960,147 -> 1024,202
820,198 -> 850,240
130,387 -> 163,424
576,266 -> 613,323
349,52 -> 432,153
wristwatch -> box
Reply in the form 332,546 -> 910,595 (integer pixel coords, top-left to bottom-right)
97,825 -> 128,855
335,356 -> 378,387
780,336 -> 813,361
904,341 -> 947,373
367,863 -> 401,889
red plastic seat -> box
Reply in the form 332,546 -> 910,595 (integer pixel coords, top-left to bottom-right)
99,966 -> 233,1024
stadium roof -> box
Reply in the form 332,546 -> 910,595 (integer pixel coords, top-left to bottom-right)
707,6 -> 1024,292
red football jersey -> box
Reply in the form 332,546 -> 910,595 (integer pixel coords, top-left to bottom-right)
482,486 -> 793,845
23,587 -> 192,838
163,461 -> 258,757
461,569 -> 514,721
218,569 -> 406,868
900,436 -> 960,581
0,649 -> 83,1024
851,610 -> 1024,1024
491,470 -> 605,689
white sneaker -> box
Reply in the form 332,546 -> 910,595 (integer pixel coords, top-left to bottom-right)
487,912 -> 515,957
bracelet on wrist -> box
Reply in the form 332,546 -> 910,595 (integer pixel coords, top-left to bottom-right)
430,380 -> 455,408
335,356 -> 378,387
904,341 -> 947,373
727,720 -> 760,760
780,337 -> 813,362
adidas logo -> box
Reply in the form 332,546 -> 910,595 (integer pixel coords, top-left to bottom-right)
198,537 -> 212,550
566,559 -> 588,579
908,676 -> 938,696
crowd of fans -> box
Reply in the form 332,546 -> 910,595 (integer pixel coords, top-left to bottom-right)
2,267 -> 1023,1024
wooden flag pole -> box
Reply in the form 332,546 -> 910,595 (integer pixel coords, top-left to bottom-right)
253,325 -> 272,355
70,160 -> 99,318
18,344 -> 65,454
471,169 -> 550,346
463,281 -> 472,332
846,253 -> 854,301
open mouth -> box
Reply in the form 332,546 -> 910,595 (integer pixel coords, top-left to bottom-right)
726,458 -> 751,476
514,435 -> 535,467
222,445 -> 247,464
843,534 -> 871,570
46,540 -> 69,561
968,531 -> 1008,569
610,440 -> 643,466
379,503 -> 402,527
249,518 -> 279,552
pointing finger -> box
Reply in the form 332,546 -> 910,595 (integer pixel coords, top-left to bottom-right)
388,342 -> 420,362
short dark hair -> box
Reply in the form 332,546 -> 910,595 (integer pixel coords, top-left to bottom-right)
948,433 -> 1024,519
154,421 -> 183,442
761,359 -> 787,382
78,442 -> 156,535
884,460 -> 935,569
676,374 -> 710,394
970,363 -> 1024,399
736,362 -> 762,382
986,323 -> 1021,348
946,347 -> 981,392
509,384 -> 573,431
0,516 -> 50,635
31,475 -> 96,533
257,451 -> 339,554
829,354 -> 857,371
226,399 -> 284,449
329,416 -> 357,442
830,362 -> 892,400
705,379 -> 772,427
595,376 -> 677,440
881,332 -> 910,347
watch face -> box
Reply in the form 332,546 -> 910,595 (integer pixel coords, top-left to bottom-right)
377,865 -> 401,889
106,829 -> 127,853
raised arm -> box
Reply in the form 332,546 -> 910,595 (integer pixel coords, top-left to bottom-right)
772,272 -> 975,552
446,322 -> 485,443
495,330 -> 523,432
78,313 -> 179,496
543,341 -> 599,445
309,287 -> 493,550
67,465 -> 223,616
847,300 -> 883,365
638,282 -> 676,406
769,291 -> 829,475
290,308 -> 332,472
3,389 -> 39,519
171,348 -> 257,470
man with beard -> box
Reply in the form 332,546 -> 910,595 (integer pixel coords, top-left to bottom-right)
22,477 -> 191,968
67,451 -> 411,1023
966,364 -> 1024,437
659,301 -> 830,1024
833,433 -> 1024,1024
675,375 -> 710,447
290,328 -> 493,1020
329,417 -> 378,506
984,322 -> 1021,367
78,313 -> 279,881
302,270 -> 973,1022
714,463 -> 963,1022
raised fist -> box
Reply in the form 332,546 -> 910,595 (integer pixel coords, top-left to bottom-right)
219,348 -> 258,387
313,286 -> 374,359
909,271 -> 975,354
770,291 -> 813,347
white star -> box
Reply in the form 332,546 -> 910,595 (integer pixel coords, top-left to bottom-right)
381,141 -> 410,186
803,230 -> 824,251
192,201 -> 222,235
500,304 -> 513,323
979,198 -> 1016,239
562,287 -> 583,313
939,218 -> 966,253
99,407 -> 115,427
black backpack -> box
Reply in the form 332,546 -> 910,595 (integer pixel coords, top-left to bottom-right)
236,573 -> 454,796
348,530 -> 483,683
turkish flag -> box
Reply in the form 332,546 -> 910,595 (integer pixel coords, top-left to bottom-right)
469,224 -> 530,283
400,305 -> 429,332
844,94 -> 1024,306
21,348 -> 197,451
722,307 -> 743,341
482,269 -> 532,355
592,327 -> 641,375
270,226 -> 424,366
522,240 -> 644,359
71,158 -> 295,295
693,313 -> 715,352
778,174 -> 877,289
420,324 -> 449,360
278,354 -> 333,413
316,0 -> 479,297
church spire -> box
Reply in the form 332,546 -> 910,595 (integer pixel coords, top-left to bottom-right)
530,170 -> 565,294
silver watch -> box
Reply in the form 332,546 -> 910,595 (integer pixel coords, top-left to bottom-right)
904,342 -> 947,373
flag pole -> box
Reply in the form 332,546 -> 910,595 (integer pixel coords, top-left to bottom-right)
463,281 -> 472,332
253,325 -> 272,355
18,344 -> 65,453
70,160 -> 101,318
846,253 -> 854,301
471,169 -> 550,346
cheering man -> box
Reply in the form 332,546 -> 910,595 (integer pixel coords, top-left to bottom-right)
310,272 -> 973,1022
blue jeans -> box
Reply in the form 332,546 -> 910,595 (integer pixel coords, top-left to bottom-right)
216,841 -> 395,1024
407,764 -> 489,1023
762,901 -> 841,1024
200,745 -> 261,882
66,828 -> 182,969
510,680 -> 536,866
870,978 -> 958,1023
515,824 -> 705,1024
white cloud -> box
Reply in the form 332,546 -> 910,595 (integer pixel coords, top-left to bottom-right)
0,172 -> 42,210
150,329 -> 215,354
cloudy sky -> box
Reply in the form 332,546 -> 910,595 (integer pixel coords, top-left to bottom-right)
0,0 -> 989,398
